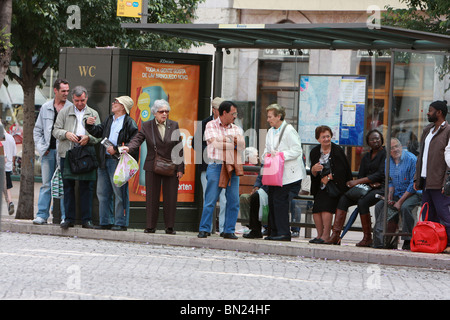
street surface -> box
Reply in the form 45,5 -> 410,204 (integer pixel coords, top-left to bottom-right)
1,232 -> 449,302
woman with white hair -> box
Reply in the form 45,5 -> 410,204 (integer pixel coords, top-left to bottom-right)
123,99 -> 184,234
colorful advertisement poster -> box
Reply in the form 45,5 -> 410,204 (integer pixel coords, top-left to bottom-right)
129,61 -> 199,202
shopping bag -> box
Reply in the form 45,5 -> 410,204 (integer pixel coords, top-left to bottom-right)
51,167 -> 64,199
113,152 -> 139,187
411,202 -> 448,253
261,152 -> 285,187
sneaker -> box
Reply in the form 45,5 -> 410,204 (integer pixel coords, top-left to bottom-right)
33,217 -> 47,225
291,231 -> 300,238
8,202 -> 14,215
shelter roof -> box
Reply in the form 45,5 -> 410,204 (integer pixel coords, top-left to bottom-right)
121,22 -> 450,51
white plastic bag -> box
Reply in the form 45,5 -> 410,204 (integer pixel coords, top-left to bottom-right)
113,152 -> 139,187
51,166 -> 64,198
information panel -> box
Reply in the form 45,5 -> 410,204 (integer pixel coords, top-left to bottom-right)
298,74 -> 367,146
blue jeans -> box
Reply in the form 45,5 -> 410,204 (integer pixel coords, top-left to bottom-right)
36,149 -> 65,221
60,157 -> 94,224
199,163 -> 239,234
97,158 -> 130,227
201,170 -> 226,232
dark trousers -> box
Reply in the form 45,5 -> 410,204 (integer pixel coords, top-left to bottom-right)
248,191 -> 261,232
60,157 -> 94,224
268,180 -> 301,236
421,186 -> 450,245
145,170 -> 179,229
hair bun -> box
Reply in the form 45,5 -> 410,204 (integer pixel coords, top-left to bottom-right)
444,100 -> 448,105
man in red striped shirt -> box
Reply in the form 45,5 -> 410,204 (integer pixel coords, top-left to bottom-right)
197,101 -> 245,239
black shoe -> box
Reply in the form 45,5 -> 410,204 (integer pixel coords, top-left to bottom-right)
165,228 -> 176,235
197,231 -> 209,238
309,238 -> 325,244
144,228 -> 156,233
268,234 -> 291,241
60,221 -> 74,230
402,240 -> 411,250
243,231 -> 263,239
82,221 -> 94,229
111,225 -> 127,231
95,224 -> 112,230
223,233 -> 238,239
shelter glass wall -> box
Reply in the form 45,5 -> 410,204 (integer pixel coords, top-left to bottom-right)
390,51 -> 450,154
221,48 -> 450,178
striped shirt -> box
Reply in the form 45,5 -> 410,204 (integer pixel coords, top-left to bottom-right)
388,150 -> 417,198
204,116 -> 243,161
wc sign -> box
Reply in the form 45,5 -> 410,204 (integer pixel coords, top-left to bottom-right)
117,0 -> 142,18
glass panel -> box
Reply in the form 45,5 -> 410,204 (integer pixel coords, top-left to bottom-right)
391,52 -> 449,150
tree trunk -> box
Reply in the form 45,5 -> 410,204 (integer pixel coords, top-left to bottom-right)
0,0 -> 12,86
14,59 -> 36,220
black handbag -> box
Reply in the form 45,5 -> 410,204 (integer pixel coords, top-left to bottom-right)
345,183 -> 372,201
325,181 -> 341,198
67,145 -> 98,174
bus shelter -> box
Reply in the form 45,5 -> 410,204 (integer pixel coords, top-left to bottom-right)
122,22 -> 450,244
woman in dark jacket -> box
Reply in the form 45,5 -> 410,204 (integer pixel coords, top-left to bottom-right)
309,126 -> 352,244
123,99 -> 184,235
328,129 -> 386,246
85,96 -> 138,231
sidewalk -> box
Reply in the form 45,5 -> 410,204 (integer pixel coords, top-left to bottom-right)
1,181 -> 449,270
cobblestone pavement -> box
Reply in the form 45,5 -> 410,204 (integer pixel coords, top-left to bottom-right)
1,232 -> 449,301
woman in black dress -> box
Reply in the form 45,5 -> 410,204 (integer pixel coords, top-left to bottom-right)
309,126 -> 352,244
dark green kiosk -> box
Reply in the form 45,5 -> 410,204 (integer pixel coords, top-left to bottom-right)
58,47 -> 213,231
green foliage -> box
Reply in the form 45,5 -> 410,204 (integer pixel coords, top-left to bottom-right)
384,0 -> 450,92
9,0 -> 204,82
0,26 -> 12,52
384,0 -> 450,34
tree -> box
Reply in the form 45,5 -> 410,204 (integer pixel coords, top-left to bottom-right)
0,0 -> 12,88
8,0 -> 203,219
384,0 -> 450,91
384,0 -> 450,34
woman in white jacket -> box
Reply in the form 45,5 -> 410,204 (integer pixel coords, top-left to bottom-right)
263,104 -> 306,241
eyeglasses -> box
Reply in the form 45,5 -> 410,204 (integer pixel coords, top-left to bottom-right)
157,110 -> 170,114
113,100 -> 120,104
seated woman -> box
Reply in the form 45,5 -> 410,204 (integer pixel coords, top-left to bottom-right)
328,129 -> 386,247
309,125 -> 352,244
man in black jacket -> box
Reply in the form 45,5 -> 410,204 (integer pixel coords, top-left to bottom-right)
85,96 -> 138,231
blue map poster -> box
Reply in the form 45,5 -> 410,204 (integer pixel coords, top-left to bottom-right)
298,74 -> 367,146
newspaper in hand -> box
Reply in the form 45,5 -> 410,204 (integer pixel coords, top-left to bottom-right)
101,137 -> 114,149
101,137 -> 120,158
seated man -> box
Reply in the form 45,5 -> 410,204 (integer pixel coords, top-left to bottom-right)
373,138 -> 421,250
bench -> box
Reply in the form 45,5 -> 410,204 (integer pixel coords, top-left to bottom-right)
235,166 -> 363,238
239,174 -> 258,195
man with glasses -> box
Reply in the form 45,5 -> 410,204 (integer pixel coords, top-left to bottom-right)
85,96 -> 138,231
373,138 -> 421,249
197,100 -> 245,239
